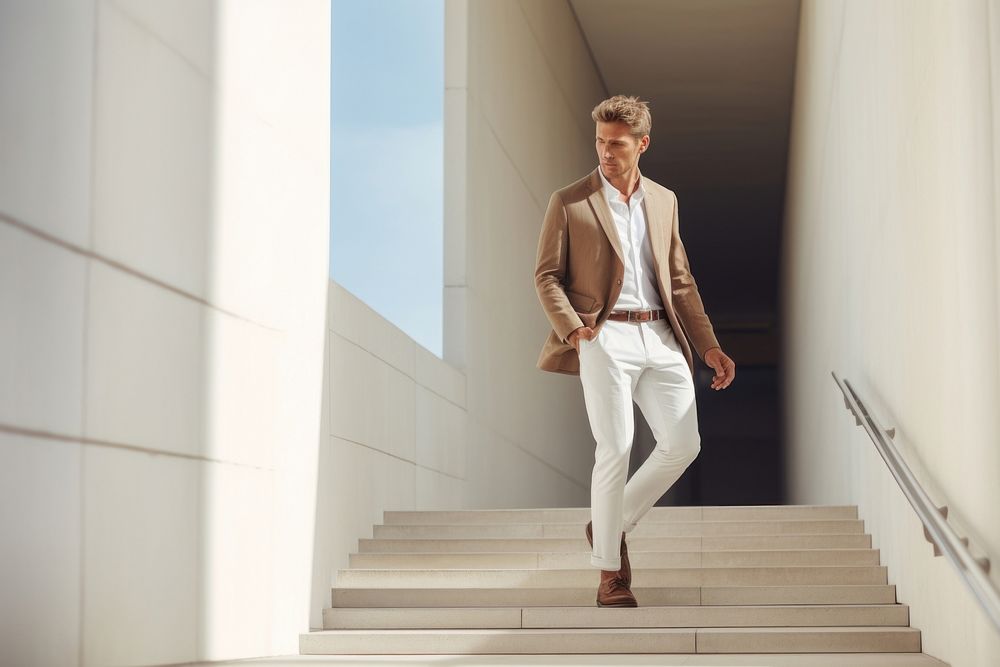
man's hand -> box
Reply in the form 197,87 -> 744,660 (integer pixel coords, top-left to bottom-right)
704,347 -> 735,390
568,326 -> 595,353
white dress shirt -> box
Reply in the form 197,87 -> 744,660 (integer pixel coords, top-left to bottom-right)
597,164 -> 664,311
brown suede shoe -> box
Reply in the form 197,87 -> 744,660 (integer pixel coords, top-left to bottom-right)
596,568 -> 638,607
586,520 -> 631,588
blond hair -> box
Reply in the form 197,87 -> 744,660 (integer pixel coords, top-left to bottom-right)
591,94 -> 652,138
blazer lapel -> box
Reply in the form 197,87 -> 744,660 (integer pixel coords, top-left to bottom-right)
640,176 -> 669,285
586,168 -> 624,266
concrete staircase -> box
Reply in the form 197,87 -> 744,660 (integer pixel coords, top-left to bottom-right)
300,505 -> 931,657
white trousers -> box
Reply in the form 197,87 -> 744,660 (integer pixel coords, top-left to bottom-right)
578,316 -> 701,570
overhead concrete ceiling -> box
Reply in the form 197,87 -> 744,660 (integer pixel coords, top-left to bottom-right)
569,0 -> 801,338
569,0 -> 800,190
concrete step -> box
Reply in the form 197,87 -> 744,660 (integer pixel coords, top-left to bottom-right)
383,505 -> 859,524
305,506 -> 923,658
301,627 -> 697,654
322,603 -> 909,629
698,626 -> 921,653
358,533 -> 873,552
299,626 -> 920,654
335,565 -> 888,588
348,548 -> 881,569
331,584 -> 897,607
372,519 -> 865,539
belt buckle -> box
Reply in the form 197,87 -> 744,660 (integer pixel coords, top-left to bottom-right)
633,310 -> 651,322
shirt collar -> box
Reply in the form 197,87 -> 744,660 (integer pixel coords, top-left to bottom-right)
598,164 -> 645,204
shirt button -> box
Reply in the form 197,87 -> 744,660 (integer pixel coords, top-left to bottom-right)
617,279 -> 622,285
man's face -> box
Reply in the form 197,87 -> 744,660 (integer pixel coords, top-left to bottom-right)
596,120 -> 649,176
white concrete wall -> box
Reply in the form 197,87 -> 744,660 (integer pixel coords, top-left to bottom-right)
783,1 -> 1000,665
0,1 -> 330,664
445,0 -> 608,507
309,281 -> 468,628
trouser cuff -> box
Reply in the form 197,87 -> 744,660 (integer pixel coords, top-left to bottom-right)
590,554 -> 621,570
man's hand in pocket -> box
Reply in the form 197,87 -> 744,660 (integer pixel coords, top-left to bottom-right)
569,326 -> 595,353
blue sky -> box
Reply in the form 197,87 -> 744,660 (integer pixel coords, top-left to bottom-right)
330,0 -> 444,356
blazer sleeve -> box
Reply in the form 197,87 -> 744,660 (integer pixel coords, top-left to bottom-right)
534,191 -> 585,344
668,193 -> 721,361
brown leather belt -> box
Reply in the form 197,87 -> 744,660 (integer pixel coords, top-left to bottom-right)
607,309 -> 668,322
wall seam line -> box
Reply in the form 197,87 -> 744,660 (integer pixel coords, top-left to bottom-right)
329,329 -> 466,411
563,0 -> 609,98
466,90 -> 545,214
0,213 -> 278,331
468,415 -> 589,490
335,436 -> 466,481
515,0 -> 606,139
0,423 -> 275,472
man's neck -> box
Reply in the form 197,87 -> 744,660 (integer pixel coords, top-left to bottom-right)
602,165 -> 641,202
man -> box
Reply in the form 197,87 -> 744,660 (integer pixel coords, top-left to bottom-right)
533,94 -> 736,607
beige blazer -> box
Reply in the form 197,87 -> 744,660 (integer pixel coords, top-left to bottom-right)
534,167 -> 720,377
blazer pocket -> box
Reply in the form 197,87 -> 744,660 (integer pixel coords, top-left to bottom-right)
565,288 -> 597,313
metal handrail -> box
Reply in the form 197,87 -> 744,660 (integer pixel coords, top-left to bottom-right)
832,371 -> 1000,634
